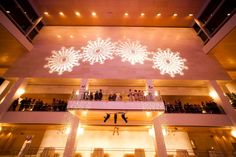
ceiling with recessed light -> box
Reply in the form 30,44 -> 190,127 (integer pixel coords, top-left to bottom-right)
29,0 -> 206,27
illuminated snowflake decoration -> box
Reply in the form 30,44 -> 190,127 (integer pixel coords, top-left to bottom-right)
81,38 -> 116,65
152,48 -> 188,77
44,47 -> 81,75
116,40 -> 149,65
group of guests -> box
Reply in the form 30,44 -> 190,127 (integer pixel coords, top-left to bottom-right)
164,100 -> 223,114
80,89 -> 156,101
82,89 -> 103,101
9,97 -> 67,112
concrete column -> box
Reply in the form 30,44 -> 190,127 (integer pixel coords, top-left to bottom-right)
153,117 -> 168,157
0,78 -> 27,120
209,80 -> 236,125
63,117 -> 79,157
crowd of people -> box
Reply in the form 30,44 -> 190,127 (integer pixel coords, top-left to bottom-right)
164,100 -> 223,114
9,97 -> 67,112
80,89 -> 156,101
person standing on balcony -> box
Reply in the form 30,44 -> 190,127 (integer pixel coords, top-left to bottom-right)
99,89 -> 103,100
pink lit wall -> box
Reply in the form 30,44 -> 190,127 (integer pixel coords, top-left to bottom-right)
5,26 -> 229,80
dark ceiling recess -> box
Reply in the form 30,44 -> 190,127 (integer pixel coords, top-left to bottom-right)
0,0 -> 44,41
193,0 -> 235,44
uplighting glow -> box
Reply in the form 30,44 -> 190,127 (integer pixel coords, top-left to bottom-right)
92,12 -> 96,16
65,127 -> 71,135
77,127 -> 84,135
173,13 -> 178,16
17,88 -> 25,96
145,111 -> 152,117
209,91 -> 218,99
59,12 -> 64,16
116,40 -> 149,65
81,38 -> 116,65
162,128 -> 167,136
231,129 -> 236,138
152,48 -> 188,77
148,127 -> 155,136
44,47 -> 81,75
75,12 -> 80,16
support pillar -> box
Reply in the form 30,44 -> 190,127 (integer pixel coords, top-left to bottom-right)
209,80 -> 236,125
153,117 -> 168,157
0,78 -> 27,120
63,117 -> 79,157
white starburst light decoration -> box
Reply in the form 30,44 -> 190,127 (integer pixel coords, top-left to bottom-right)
81,38 -> 116,65
44,47 -> 81,75
116,40 -> 149,65
152,48 -> 188,77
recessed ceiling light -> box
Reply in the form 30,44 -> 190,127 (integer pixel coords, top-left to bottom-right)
57,35 -> 62,38
173,13 -> 178,17
189,13 -> 193,16
140,13 -> 145,16
124,12 -> 128,16
156,13 -> 161,16
6,10 -> 10,14
59,12 -> 64,16
227,13 -> 230,16
92,12 -> 96,16
75,12 -> 80,16
44,12 -> 49,15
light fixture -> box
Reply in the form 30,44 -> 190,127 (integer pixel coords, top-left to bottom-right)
145,111 -> 152,117
104,113 -> 110,122
227,13 -> 230,16
121,113 -> 128,123
231,129 -> 236,138
114,113 -> 117,124
154,91 -> 159,96
59,12 -> 64,16
209,91 -> 218,99
44,12 -> 49,15
75,90 -> 79,95
152,48 -> 188,77
57,35 -> 61,38
140,13 -> 145,16
188,14 -> 193,17
6,10 -> 10,14
81,110 -> 88,116
0,125 -> 2,132
81,38 -> 116,65
65,127 -> 71,135
75,11 -> 80,16
148,127 -> 155,136
77,127 -> 84,135
173,13 -> 178,17
162,128 -> 167,136
124,12 -> 128,16
44,47 -> 81,75
69,35 -> 74,38
116,40 -> 149,65
156,13 -> 161,16
92,12 -> 96,16
16,88 -> 25,96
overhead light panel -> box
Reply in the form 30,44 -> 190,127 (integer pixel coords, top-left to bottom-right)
75,12 -> 80,16
92,12 -> 96,16
173,13 -> 178,17
59,12 -> 64,16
